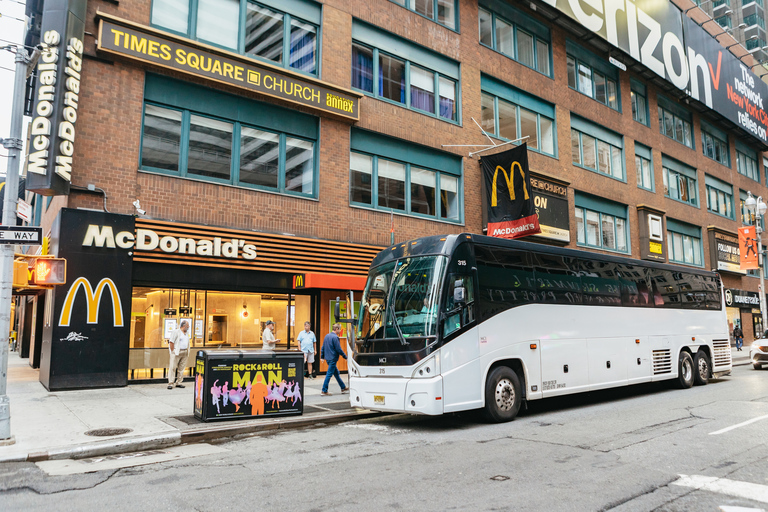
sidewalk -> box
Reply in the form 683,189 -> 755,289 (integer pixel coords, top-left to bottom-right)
0,352 -> 377,463
731,346 -> 752,366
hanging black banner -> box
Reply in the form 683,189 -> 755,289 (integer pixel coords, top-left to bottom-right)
481,144 -> 541,239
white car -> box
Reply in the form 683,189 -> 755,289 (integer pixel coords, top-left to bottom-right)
750,342 -> 768,370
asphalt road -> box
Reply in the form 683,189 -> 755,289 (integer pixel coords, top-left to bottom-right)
1,364 -> 768,511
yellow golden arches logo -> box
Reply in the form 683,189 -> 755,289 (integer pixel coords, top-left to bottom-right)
59,277 -> 124,327
491,162 -> 529,207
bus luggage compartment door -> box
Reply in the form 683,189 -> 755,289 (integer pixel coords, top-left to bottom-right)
540,338 -> 589,397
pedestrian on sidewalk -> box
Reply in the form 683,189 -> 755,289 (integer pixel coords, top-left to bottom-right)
734,325 -> 744,351
168,320 -> 190,390
262,320 -> 280,350
321,323 -> 348,396
298,321 -> 316,379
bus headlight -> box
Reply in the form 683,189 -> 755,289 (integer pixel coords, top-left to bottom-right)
412,355 -> 440,378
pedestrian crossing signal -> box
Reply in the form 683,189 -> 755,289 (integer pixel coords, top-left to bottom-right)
33,258 -> 66,285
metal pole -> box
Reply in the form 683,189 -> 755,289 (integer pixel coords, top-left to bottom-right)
0,44 -> 30,442
759,225 -> 768,338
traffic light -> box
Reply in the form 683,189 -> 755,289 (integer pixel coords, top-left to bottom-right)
12,260 -> 28,288
32,258 -> 66,285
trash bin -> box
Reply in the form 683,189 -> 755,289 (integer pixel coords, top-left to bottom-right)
194,349 -> 304,422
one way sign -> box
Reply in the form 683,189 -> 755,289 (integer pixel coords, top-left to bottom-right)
0,226 -> 42,245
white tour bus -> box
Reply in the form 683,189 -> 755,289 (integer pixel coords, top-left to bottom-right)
347,233 -> 732,422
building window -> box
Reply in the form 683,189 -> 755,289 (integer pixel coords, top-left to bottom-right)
350,129 -> 462,221
715,15 -> 731,28
140,75 -> 319,198
736,145 -> 759,182
764,157 -> 768,183
151,0 -> 320,75
705,175 -> 734,219
480,80 -> 555,156
351,33 -> 458,122
667,222 -> 703,267
570,117 -> 624,180
635,145 -> 653,191
478,6 -> 551,76
630,80 -> 648,126
701,124 -> 729,167
392,0 -> 458,30
574,194 -> 628,253
658,99 -> 693,148
662,157 -> 697,206
566,42 -> 619,110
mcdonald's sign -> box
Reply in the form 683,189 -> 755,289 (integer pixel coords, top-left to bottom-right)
481,144 -> 541,240
293,274 -> 305,289
58,277 -> 125,327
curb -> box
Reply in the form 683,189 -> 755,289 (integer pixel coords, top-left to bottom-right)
0,409 -> 384,464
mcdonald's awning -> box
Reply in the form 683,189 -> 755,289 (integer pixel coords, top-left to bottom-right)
292,273 -> 367,291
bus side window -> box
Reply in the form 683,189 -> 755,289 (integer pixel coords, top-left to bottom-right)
444,274 -> 475,337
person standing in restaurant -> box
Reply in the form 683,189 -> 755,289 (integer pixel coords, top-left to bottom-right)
168,320 -> 190,390
298,321 -> 317,378
262,320 -> 279,350
321,323 -> 348,396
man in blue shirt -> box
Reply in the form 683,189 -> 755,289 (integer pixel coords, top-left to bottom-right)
297,321 -> 317,378
320,323 -> 348,396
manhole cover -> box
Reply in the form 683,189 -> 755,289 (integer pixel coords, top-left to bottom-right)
84,428 -> 133,437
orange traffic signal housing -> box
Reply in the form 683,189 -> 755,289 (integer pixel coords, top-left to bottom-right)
12,260 -> 28,287
32,258 -> 66,285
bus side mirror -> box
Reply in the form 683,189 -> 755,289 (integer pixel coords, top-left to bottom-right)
453,284 -> 466,304
334,296 -> 341,322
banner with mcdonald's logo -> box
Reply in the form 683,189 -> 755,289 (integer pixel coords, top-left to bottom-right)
739,226 -> 759,270
481,144 -> 541,239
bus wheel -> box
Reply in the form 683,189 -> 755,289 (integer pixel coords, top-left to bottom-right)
693,350 -> 710,386
676,351 -> 694,389
483,366 -> 521,423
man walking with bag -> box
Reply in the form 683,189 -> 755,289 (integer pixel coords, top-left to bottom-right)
321,323 -> 348,396
168,320 -> 190,390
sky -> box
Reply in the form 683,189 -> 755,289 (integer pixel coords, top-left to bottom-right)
0,0 -> 30,175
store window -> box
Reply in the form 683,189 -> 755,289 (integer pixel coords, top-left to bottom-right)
391,0 -> 458,30
630,79 -> 648,126
662,155 -> 697,206
351,21 -> 459,123
658,96 -> 693,148
701,121 -> 730,167
140,74 -> 318,198
349,128 -> 462,222
666,219 -> 703,267
151,0 -> 320,75
478,3 -> 551,76
574,192 -> 628,253
705,175 -> 734,219
480,75 -> 555,156
570,115 -> 624,180
129,287 -> 312,380
736,142 -> 760,182
566,41 -> 619,110
635,143 -> 653,191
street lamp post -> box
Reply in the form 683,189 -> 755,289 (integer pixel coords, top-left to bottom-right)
745,191 -> 768,337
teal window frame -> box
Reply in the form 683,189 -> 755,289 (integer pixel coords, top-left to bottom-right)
701,120 -> 730,167
630,79 -> 648,126
704,174 -> 734,219
570,116 -> 625,181
149,0 -> 322,77
390,0 -> 459,31
477,2 -> 552,77
736,141 -> 760,183
658,96 -> 693,149
574,192 -> 629,254
566,41 -> 620,111
662,155 -> 698,207
635,143 -> 654,191
666,219 -> 704,267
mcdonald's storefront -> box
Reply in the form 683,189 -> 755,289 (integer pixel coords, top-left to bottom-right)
39,209 -> 378,390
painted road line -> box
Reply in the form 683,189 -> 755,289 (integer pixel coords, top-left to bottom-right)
719,506 -> 766,512
672,475 -> 768,504
709,414 -> 768,436
36,443 -> 228,476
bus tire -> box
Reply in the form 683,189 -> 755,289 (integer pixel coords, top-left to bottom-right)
693,350 -> 710,386
676,351 -> 694,389
483,366 -> 521,423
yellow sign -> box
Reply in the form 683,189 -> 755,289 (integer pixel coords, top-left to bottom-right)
59,277 -> 124,327
649,241 -> 662,254
491,163 -> 529,207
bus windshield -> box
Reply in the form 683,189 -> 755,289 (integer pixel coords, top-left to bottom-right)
358,255 -> 446,349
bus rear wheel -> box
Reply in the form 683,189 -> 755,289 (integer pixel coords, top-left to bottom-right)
676,351 -> 694,389
483,366 -> 521,423
693,350 -> 710,386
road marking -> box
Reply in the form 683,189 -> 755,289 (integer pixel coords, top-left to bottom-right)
709,413 -> 768,435
672,475 -> 768,504
719,506 -> 766,512
36,443 -> 228,476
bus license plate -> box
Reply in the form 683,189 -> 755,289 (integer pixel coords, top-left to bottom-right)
374,395 -> 385,405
